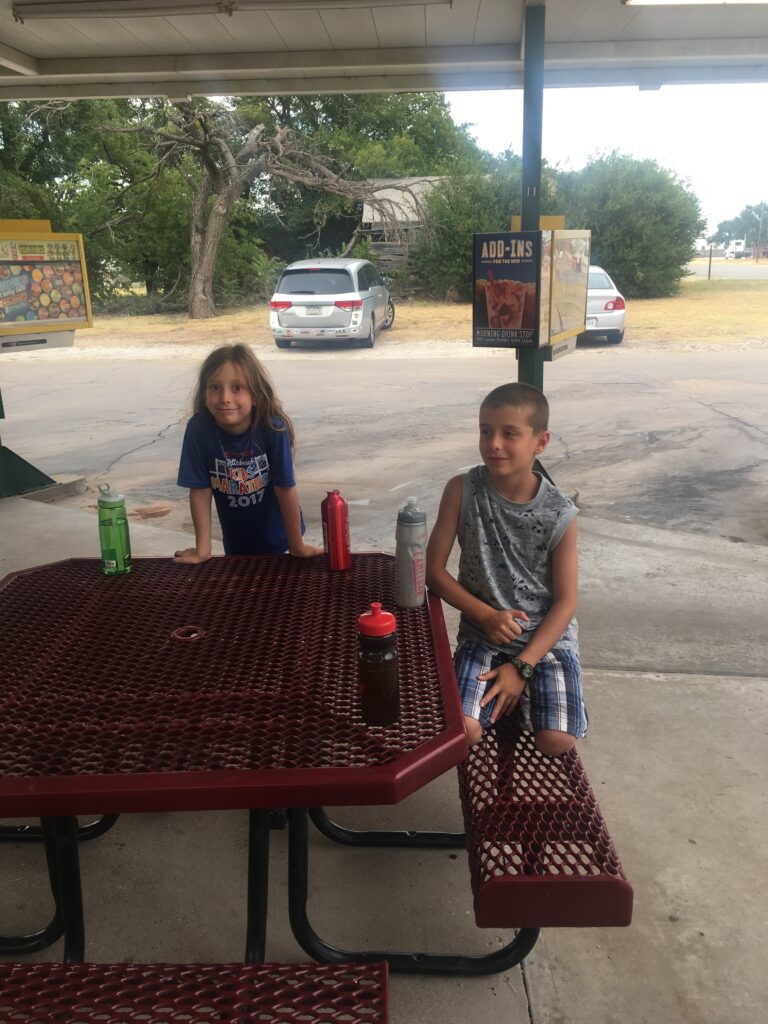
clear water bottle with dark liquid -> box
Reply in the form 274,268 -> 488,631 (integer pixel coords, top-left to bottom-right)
357,602 -> 399,726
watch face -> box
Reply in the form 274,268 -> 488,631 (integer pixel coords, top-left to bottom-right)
520,662 -> 534,679
513,657 -> 534,679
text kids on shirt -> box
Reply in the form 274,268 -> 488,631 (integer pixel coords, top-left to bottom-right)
175,344 -> 322,563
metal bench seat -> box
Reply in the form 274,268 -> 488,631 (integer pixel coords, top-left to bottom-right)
458,722 -> 633,929
0,961 -> 389,1024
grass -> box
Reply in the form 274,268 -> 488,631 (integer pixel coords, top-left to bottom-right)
627,278 -> 768,343
80,278 -> 768,349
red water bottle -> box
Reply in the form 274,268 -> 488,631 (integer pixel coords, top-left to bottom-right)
321,489 -> 351,570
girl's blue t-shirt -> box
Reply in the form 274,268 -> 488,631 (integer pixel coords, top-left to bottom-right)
177,412 -> 302,555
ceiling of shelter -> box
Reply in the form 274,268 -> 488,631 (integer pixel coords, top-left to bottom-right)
0,0 -> 766,101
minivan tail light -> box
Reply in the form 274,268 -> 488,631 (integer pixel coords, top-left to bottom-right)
604,296 -> 626,311
270,300 -> 292,311
335,299 -> 363,311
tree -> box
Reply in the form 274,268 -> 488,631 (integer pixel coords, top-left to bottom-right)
246,92 -> 483,261
412,151 -> 560,300
0,93 -> 482,315
711,202 -> 768,251
0,103 -> 71,222
558,153 -> 704,298
133,100 -> 436,318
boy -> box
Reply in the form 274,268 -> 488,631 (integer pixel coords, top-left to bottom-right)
426,383 -> 587,756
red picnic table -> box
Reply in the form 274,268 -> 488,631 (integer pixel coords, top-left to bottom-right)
0,553 -> 480,970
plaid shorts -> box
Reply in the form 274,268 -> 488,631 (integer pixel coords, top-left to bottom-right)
453,641 -> 588,739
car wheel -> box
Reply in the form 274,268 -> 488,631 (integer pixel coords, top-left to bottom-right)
275,337 -> 291,349
381,298 -> 395,330
608,329 -> 624,344
359,317 -> 375,348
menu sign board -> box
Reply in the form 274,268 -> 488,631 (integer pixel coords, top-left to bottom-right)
0,233 -> 92,336
472,228 -> 591,350
472,231 -> 542,349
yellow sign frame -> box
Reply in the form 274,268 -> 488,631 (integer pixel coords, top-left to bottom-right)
548,229 -> 591,345
0,230 -> 93,337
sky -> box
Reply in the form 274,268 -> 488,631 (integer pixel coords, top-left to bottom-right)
447,83 -> 768,237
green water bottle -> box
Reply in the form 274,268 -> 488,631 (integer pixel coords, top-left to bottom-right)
97,483 -> 132,575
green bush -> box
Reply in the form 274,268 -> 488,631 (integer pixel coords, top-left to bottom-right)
412,154 -> 561,300
558,153 -> 704,299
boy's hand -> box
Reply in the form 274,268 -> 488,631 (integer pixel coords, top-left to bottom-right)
478,662 -> 527,724
480,608 -> 529,645
289,541 -> 324,558
173,547 -> 212,564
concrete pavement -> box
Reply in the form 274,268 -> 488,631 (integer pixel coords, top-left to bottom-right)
1,491 -> 766,1024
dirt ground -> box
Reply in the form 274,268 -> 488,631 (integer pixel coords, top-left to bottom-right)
73,277 -> 768,358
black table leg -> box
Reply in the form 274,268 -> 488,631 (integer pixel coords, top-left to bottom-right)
309,806 -> 466,849
0,817 -> 66,955
245,809 -> 270,964
41,816 -> 85,964
0,815 -> 119,843
288,808 -> 539,976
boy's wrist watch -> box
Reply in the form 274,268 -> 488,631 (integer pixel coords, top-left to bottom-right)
509,655 -> 535,680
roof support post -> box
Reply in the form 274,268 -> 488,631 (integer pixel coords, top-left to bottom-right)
518,2 -> 545,392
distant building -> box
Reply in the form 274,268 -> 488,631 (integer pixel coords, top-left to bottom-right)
361,177 -> 442,234
360,177 -> 444,297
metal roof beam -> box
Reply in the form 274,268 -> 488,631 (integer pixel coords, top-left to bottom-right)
36,44 -> 519,78
545,37 -> 768,66
0,40 -> 39,76
2,61 -> 766,101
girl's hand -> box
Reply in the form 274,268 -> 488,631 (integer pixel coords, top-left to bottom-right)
173,547 -> 212,564
480,608 -> 529,646
289,541 -> 324,558
478,662 -> 527,724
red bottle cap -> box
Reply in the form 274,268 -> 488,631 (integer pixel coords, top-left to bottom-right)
358,601 -> 396,637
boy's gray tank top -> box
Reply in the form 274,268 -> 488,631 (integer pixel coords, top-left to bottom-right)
456,465 -> 579,655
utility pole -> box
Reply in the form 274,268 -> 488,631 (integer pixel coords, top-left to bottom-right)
518,2 -> 546,392
756,203 -> 765,263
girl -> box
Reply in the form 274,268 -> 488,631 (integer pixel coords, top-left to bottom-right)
174,344 -> 322,562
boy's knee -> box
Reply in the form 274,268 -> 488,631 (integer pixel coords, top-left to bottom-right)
464,715 -> 484,748
534,729 -> 577,757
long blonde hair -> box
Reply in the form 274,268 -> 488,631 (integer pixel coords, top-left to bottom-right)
193,344 -> 295,447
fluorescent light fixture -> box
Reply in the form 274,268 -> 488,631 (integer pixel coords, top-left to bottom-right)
624,1 -> 768,6
13,0 -> 451,20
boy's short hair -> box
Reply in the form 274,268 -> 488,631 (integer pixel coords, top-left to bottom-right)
480,383 -> 549,433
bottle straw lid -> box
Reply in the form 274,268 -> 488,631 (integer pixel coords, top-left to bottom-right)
358,601 -> 396,637
97,482 -> 125,506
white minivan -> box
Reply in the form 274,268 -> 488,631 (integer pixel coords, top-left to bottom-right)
269,258 -> 395,349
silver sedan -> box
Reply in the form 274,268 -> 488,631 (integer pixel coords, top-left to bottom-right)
580,265 -> 626,344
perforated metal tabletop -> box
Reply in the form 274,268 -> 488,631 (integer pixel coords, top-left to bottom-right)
0,554 -> 466,817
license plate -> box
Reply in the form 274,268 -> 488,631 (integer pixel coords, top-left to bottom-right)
305,305 -> 322,316
586,317 -> 598,328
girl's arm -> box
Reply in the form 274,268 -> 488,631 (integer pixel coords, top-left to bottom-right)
274,484 -> 323,557
174,488 -> 214,564
426,476 -> 528,646
517,518 -> 578,666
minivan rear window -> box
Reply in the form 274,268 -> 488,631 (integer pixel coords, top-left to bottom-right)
588,270 -> 613,290
278,269 -> 354,295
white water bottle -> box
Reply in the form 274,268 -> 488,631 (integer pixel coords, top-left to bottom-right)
394,496 -> 427,608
